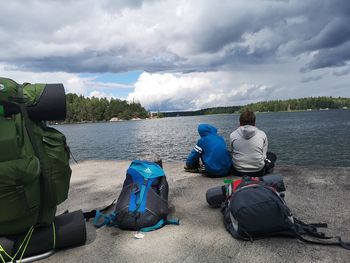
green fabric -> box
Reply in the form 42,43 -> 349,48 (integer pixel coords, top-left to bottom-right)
22,82 -> 45,106
0,77 -> 45,105
224,179 -> 234,184
0,117 -> 22,162
0,78 -> 71,236
0,106 -> 4,117
0,77 -> 17,102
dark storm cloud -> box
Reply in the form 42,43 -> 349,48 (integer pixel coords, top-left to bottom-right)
300,75 -> 323,83
190,2 -> 289,54
305,42 -> 350,70
290,1 -> 350,70
1,0 -> 350,74
102,0 -> 165,11
11,49 -> 185,74
333,67 -> 350,77
302,17 -> 350,51
188,0 -> 350,71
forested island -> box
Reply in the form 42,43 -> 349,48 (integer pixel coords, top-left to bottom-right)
63,95 -> 349,123
65,93 -> 148,123
161,106 -> 241,117
161,97 -> 350,117
245,97 -> 350,112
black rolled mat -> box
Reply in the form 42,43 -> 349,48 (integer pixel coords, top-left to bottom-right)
0,210 -> 86,261
206,185 -> 226,208
26,83 -> 67,121
3,83 -> 67,121
55,209 -> 87,249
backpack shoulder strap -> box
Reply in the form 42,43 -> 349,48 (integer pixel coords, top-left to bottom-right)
92,211 -> 117,228
293,218 -> 350,250
83,199 -> 117,228
294,231 -> 350,250
139,218 -> 180,232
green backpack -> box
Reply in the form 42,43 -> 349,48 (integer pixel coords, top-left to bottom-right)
0,77 -> 71,236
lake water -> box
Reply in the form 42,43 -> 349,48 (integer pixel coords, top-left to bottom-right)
55,109 -> 350,167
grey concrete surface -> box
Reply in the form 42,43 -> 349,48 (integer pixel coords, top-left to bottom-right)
44,161 -> 350,263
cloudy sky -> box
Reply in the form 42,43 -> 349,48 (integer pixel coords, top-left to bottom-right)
1,0 -> 349,111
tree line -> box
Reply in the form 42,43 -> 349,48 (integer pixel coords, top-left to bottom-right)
65,93 -> 149,123
63,95 -> 350,123
162,106 -> 241,117
161,97 -> 350,117
244,97 -> 350,112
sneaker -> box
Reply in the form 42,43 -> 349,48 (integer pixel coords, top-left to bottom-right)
184,166 -> 200,173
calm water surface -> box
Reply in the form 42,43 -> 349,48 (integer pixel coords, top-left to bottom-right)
56,110 -> 350,167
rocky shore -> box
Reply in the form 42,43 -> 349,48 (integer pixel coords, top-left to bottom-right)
45,161 -> 350,263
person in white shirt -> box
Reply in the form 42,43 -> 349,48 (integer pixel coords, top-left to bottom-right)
230,109 -> 276,177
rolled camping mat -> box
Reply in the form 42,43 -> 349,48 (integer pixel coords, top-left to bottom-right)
0,236 -> 15,255
26,83 -> 67,121
261,174 -> 286,192
3,83 -> 67,121
206,185 -> 226,208
55,209 -> 87,249
0,210 -> 86,260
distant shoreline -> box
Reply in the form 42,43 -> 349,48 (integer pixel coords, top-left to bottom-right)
52,108 -> 348,125
62,95 -> 349,123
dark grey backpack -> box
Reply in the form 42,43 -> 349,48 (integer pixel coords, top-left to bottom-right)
222,176 -> 350,250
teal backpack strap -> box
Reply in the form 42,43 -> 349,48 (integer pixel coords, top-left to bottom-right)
133,178 -> 148,213
93,211 -> 117,228
166,218 -> 180,225
84,199 -> 116,222
140,218 -> 180,232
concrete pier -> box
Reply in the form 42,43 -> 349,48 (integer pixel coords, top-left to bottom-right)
45,161 -> 350,263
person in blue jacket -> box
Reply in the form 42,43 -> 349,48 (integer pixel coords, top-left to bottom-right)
184,124 -> 233,177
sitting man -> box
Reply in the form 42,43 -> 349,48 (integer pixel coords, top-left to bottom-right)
184,124 -> 233,177
230,109 -> 276,177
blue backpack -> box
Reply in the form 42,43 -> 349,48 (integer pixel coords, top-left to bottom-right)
91,160 -> 179,232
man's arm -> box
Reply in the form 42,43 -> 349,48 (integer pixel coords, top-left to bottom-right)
229,132 -> 235,154
263,135 -> 268,160
186,144 -> 202,167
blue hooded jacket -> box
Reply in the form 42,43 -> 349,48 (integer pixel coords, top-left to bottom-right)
186,124 -> 232,176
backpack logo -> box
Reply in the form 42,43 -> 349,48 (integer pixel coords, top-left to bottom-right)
144,167 -> 152,174
0,84 -> 5,91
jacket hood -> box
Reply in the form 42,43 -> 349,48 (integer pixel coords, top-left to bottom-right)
237,125 -> 257,139
198,124 -> 218,137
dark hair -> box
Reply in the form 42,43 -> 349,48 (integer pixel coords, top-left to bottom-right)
239,109 -> 256,126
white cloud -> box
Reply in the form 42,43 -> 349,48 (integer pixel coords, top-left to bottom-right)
88,90 -> 114,99
128,72 -> 276,111
0,63 -> 130,98
0,63 -> 84,94
128,62 -> 350,111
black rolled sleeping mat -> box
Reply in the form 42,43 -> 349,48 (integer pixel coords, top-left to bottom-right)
3,83 -> 67,121
0,236 -> 15,255
261,174 -> 286,192
55,209 -> 87,249
206,185 -> 226,208
13,224 -> 54,258
0,210 -> 86,260
26,84 -> 67,121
